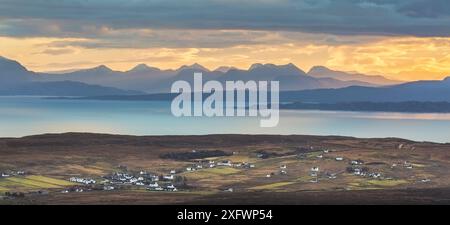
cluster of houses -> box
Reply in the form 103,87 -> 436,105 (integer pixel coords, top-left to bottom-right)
69,177 -> 96,185
390,161 -> 414,169
61,187 -> 87,193
1,170 -> 26,178
265,164 -> 288,178
346,160 -> 387,179
103,170 -> 180,192
185,160 -> 255,172
63,168 -> 183,193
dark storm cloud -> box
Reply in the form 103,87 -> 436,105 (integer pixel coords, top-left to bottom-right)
0,0 -> 449,47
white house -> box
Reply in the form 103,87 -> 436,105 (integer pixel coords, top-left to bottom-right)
103,186 -> 115,191
130,178 -> 138,183
225,188 -> 234,192
217,161 -> 232,167
164,175 -> 174,180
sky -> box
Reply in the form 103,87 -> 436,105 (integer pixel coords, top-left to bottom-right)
1,0 -> 450,80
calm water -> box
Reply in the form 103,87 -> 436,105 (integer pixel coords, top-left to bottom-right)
1,97 -> 450,143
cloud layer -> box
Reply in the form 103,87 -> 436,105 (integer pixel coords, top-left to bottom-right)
1,0 -> 450,39
0,0 -> 449,80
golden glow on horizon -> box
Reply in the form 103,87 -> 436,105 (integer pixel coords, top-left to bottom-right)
1,36 -> 450,81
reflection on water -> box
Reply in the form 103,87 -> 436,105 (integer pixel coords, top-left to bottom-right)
0,97 -> 449,143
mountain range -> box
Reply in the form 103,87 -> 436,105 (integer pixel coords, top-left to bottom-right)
308,66 -> 402,85
1,56 -> 449,102
0,56 -> 141,96
35,62 -> 383,93
0,56 -> 402,96
280,77 -> 450,103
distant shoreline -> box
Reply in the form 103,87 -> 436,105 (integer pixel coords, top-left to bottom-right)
44,95 -> 450,113
280,101 -> 450,113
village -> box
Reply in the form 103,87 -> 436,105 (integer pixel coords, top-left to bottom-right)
62,153 -> 260,194
0,140 -> 436,203
56,145 -> 427,195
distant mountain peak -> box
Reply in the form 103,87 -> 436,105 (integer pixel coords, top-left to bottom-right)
129,64 -> 159,73
248,63 -> 303,74
249,63 -> 268,70
214,66 -> 237,73
0,55 -> 32,83
87,65 -> 113,73
308,65 -> 401,86
92,65 -> 113,72
308,65 -> 332,74
0,55 -> 29,73
177,63 -> 209,72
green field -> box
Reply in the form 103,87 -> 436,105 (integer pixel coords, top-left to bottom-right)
0,186 -> 9,193
250,182 -> 295,190
27,175 -> 75,186
0,176 -> 75,191
367,179 -> 408,187
184,167 -> 241,179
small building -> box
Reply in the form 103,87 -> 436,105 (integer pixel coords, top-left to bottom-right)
217,161 -> 232,167
163,175 -> 174,180
311,167 -> 320,172
350,160 -> 364,165
103,186 -> 115,191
